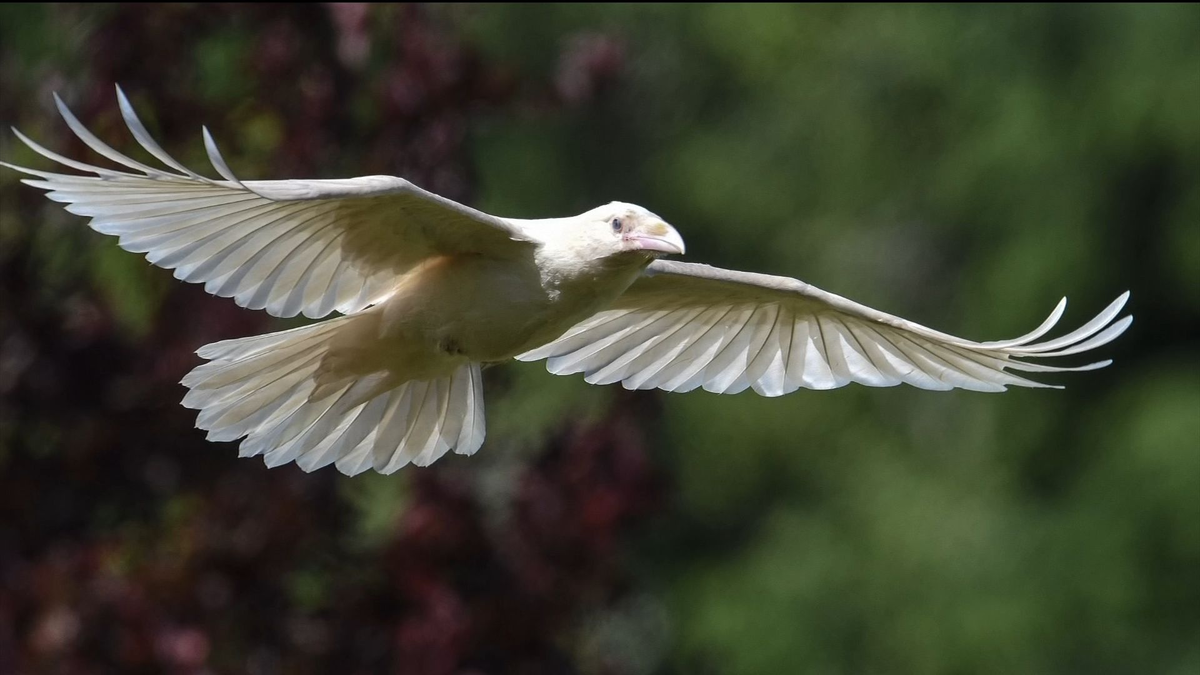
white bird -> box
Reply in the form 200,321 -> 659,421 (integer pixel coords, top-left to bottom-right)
4,88 -> 1133,476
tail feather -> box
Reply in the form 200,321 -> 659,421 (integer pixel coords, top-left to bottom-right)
199,355 -> 322,442
182,319 -> 486,475
194,319 -> 333,360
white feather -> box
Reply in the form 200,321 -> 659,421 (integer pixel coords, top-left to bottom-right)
181,316 -> 485,475
521,260 -> 1132,395
8,90 -> 534,320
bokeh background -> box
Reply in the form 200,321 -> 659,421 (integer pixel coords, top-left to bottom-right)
0,4 -> 1197,674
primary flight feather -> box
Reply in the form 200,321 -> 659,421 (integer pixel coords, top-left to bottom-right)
3,87 -> 1133,475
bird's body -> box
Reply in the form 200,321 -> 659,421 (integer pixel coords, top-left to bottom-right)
311,231 -> 650,379
171,207 -> 666,473
4,88 -> 1133,475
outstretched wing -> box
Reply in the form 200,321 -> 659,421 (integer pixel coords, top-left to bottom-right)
518,260 -> 1132,394
3,86 -> 535,319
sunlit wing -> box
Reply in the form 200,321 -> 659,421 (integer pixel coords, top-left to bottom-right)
518,260 -> 1133,394
3,85 -> 535,319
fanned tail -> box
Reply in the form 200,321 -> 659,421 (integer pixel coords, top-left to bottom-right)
181,319 -> 486,475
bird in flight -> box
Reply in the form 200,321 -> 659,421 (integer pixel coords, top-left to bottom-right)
4,87 -> 1132,476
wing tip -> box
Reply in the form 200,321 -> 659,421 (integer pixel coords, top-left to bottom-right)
10,127 -> 41,154
201,124 -> 247,187
51,91 -> 84,133
0,160 -> 33,175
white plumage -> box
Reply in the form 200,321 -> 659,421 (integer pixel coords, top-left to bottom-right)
4,87 -> 1133,475
518,261 -> 1130,395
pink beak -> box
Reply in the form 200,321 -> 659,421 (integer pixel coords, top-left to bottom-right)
627,222 -> 686,255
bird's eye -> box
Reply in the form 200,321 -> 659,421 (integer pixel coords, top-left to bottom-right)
611,218 -> 623,233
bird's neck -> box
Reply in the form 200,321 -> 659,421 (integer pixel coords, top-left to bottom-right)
534,241 -> 648,308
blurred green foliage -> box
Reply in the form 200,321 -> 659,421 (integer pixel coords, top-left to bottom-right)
0,4 -> 1197,674
464,6 -> 1199,672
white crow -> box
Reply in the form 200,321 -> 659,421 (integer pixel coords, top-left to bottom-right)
3,88 -> 1133,475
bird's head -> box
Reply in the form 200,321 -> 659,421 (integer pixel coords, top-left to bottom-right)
583,201 -> 686,259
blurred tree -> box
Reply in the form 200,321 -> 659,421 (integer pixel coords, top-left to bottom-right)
0,4 -> 1196,675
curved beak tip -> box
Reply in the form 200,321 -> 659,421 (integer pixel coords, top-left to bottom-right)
631,222 -> 685,256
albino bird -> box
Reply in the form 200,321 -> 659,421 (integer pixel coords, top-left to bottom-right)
4,88 -> 1132,476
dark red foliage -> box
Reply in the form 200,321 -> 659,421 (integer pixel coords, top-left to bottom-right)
0,6 -> 657,674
